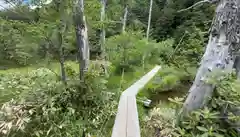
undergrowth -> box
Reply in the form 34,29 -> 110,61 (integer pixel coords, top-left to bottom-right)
143,71 -> 240,137
0,65 -> 118,137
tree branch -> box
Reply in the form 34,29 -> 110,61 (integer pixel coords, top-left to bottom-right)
177,0 -> 218,13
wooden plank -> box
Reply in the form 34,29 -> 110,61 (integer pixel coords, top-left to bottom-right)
111,65 -> 161,137
111,95 -> 128,137
126,96 -> 140,137
123,65 -> 161,96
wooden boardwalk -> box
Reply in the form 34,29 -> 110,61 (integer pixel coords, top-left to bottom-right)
111,66 -> 161,137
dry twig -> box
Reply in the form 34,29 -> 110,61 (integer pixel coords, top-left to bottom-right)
177,0 -> 219,13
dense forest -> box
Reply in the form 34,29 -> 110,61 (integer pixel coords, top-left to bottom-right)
0,0 -> 240,137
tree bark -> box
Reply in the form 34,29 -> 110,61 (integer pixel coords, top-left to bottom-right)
183,0 -> 240,113
146,0 -> 153,40
122,5 -> 128,33
100,0 -> 106,57
233,55 -> 240,78
74,0 -> 89,81
58,4 -> 68,84
59,47 -> 67,83
57,18 -> 67,84
100,0 -> 108,75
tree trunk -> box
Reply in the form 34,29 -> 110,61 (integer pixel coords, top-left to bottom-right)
100,0 -> 108,75
60,47 -> 67,83
57,18 -> 67,84
74,0 -> 89,81
233,55 -> 240,78
183,0 -> 240,113
83,16 -> 90,72
142,0 -> 153,69
100,0 -> 106,57
122,5 -> 128,33
146,0 -> 153,40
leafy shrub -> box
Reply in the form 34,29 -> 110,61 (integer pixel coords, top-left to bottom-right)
175,72 -> 240,137
144,65 -> 194,96
105,31 -> 147,73
146,66 -> 186,93
143,102 -> 177,137
106,31 -> 177,74
173,25 -> 204,67
0,66 -> 118,137
143,70 -> 240,137
0,18 -> 48,66
148,39 -> 175,65
0,68 -> 59,103
142,27 -> 204,94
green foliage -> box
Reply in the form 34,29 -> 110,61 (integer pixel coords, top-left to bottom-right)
148,39 -> 175,64
0,18 -> 37,66
0,66 -> 118,137
146,66 -> 187,93
215,72 -> 240,107
142,70 -> 240,137
105,31 -> 147,73
175,108 -> 226,137
105,31 -> 179,74
0,0 -> 230,137
175,72 -> 240,137
173,25 -> 205,67
144,25 -> 204,95
142,102 -> 177,137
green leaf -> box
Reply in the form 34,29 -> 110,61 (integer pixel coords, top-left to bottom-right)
212,132 -> 224,137
197,126 -> 208,132
201,132 -> 209,137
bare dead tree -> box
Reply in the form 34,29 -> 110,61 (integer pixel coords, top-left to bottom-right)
74,0 -> 90,81
122,5 -> 128,32
183,0 -> 240,114
100,0 -> 106,56
146,0 -> 153,40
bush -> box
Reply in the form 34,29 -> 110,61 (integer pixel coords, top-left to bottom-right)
105,31 -> 147,73
146,66 -> 186,93
173,25 -> 204,67
106,31 -> 176,74
0,66 -> 118,137
177,72 -> 240,136
142,102 -> 177,137
148,39 -> 175,65
143,71 -> 240,137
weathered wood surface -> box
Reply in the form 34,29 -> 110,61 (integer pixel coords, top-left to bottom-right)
183,0 -> 240,113
111,66 -> 161,137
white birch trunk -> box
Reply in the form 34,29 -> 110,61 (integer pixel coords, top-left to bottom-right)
122,5 -> 128,33
146,0 -> 153,40
100,0 -> 106,56
74,0 -> 89,81
183,0 -> 240,113
83,16 -> 90,70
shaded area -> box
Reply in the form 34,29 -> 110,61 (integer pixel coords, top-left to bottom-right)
150,90 -> 186,106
